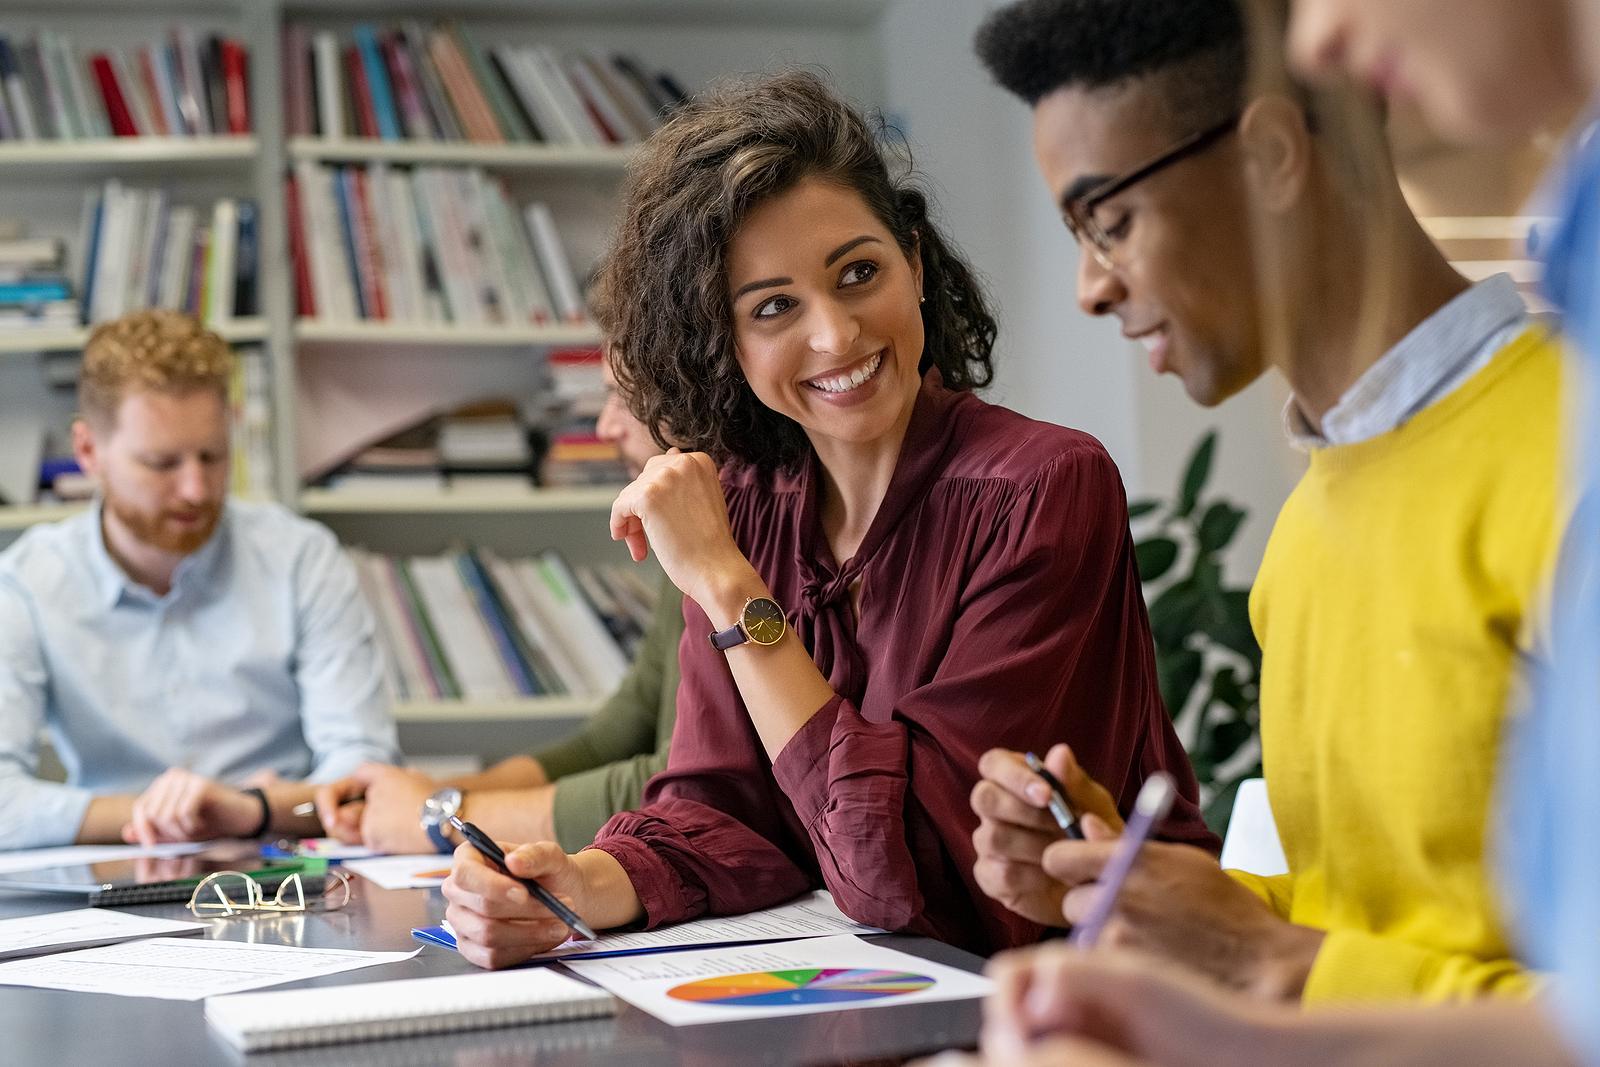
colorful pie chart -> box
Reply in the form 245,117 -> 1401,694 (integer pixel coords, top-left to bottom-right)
667,967 -> 936,1007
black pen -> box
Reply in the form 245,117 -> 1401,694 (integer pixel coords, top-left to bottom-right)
447,815 -> 598,941
1024,751 -> 1085,840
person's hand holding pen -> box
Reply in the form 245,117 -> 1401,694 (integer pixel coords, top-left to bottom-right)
442,832 -> 644,970
970,744 -> 1125,927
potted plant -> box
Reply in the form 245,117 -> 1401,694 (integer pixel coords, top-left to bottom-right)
1132,431 -> 1262,830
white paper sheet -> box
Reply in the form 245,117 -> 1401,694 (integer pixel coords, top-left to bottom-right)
565,933 -> 992,1026
342,854 -> 454,890
0,908 -> 204,960
0,842 -> 208,876
0,937 -> 419,1000
531,890 -> 882,962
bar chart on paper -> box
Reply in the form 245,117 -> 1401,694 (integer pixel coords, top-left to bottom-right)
668,968 -> 935,1007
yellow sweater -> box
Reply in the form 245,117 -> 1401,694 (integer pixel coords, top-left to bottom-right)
1233,328 -> 1563,1003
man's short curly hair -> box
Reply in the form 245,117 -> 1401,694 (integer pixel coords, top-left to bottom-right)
79,310 -> 235,429
975,0 -> 1318,137
592,70 -> 998,474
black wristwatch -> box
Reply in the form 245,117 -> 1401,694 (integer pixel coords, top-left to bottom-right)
708,596 -> 787,652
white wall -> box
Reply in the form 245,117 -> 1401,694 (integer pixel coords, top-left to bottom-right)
875,0 -> 1300,580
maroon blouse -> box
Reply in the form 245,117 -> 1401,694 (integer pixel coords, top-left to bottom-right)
590,372 -> 1218,955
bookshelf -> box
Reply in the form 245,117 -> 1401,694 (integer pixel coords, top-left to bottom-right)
394,695 -> 603,723
0,135 -> 258,171
0,316 -> 268,355
287,137 -> 634,170
294,320 -> 602,348
0,0 -> 891,734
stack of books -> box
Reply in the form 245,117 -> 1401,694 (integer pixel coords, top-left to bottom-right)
282,22 -> 684,145
78,182 -> 259,326
287,162 -> 583,324
0,29 -> 251,141
542,347 -> 628,487
348,547 -> 656,702
320,400 -> 536,494
0,234 -> 78,331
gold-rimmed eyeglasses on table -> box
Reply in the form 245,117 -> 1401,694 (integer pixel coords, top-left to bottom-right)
186,868 -> 353,918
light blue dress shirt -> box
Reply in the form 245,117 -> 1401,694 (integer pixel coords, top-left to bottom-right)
1503,115 -> 1600,1065
1284,272 -> 1532,448
0,499 -> 399,849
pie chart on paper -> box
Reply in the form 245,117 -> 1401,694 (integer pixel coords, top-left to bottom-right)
666,968 -> 936,1007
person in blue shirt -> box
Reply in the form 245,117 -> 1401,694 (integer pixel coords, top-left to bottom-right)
0,310 -> 398,852
922,1 -> 1600,1065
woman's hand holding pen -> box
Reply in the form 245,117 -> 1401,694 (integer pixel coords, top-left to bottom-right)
442,840 -> 643,970
608,450 -> 760,610
970,744 -> 1123,927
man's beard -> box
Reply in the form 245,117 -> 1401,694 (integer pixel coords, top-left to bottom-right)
104,489 -> 222,556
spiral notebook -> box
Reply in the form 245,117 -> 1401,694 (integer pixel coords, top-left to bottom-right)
204,969 -> 616,1051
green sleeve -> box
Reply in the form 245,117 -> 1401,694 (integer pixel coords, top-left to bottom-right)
532,578 -> 685,850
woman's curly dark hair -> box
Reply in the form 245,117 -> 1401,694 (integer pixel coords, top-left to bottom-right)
592,70 -> 998,473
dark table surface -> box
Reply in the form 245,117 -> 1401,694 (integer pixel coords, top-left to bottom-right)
0,873 -> 985,1066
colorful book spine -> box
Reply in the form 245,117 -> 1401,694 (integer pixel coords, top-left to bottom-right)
454,552 -> 540,696
284,172 -> 315,317
220,38 -> 250,134
353,25 -> 399,141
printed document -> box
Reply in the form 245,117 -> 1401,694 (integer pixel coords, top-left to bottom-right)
342,854 -> 453,890
565,933 -> 992,1026
0,842 -> 207,876
0,937 -> 419,1000
531,890 -> 883,962
0,908 -> 203,960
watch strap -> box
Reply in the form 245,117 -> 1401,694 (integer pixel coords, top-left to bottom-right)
424,819 -> 453,854
708,622 -> 747,651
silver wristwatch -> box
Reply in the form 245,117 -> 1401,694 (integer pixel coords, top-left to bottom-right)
420,787 -> 463,854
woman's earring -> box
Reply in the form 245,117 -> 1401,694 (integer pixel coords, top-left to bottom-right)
919,294 -> 926,304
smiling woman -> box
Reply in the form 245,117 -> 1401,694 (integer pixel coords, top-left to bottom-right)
439,71 -> 1217,971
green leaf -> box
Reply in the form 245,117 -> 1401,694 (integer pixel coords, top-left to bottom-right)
1197,502 -> 1247,553
1176,431 -> 1217,518
1127,500 -> 1161,520
1210,590 -> 1261,663
1147,579 -> 1205,649
1156,647 -> 1203,719
1204,718 -> 1257,765
1135,537 -> 1180,582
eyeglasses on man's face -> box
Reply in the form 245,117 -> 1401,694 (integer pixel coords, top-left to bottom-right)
1064,115 -> 1242,271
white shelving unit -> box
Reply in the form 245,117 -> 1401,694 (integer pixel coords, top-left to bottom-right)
0,0 -> 894,735
394,695 -> 604,723
0,135 -> 258,171
302,485 -> 618,514
0,317 -> 269,356
294,320 -> 603,348
287,137 -> 634,171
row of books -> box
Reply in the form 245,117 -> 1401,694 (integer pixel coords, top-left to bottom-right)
349,547 -> 655,702
78,182 -> 259,326
0,29 -> 250,142
3,347 -> 274,506
0,235 -> 78,330
283,22 -> 684,146
322,401 -> 537,495
545,348 -> 629,487
286,162 -> 583,324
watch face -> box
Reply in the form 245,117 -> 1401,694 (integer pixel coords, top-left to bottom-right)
742,597 -> 786,646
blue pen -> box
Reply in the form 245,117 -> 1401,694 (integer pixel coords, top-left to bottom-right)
1070,772 -> 1176,948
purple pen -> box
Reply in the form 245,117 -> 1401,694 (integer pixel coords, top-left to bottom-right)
1070,772 -> 1177,948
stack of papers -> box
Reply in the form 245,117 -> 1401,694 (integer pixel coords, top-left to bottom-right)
0,909 -> 204,960
0,938 -> 419,1000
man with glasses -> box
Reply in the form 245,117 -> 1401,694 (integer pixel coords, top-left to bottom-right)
964,0 -> 1564,1003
